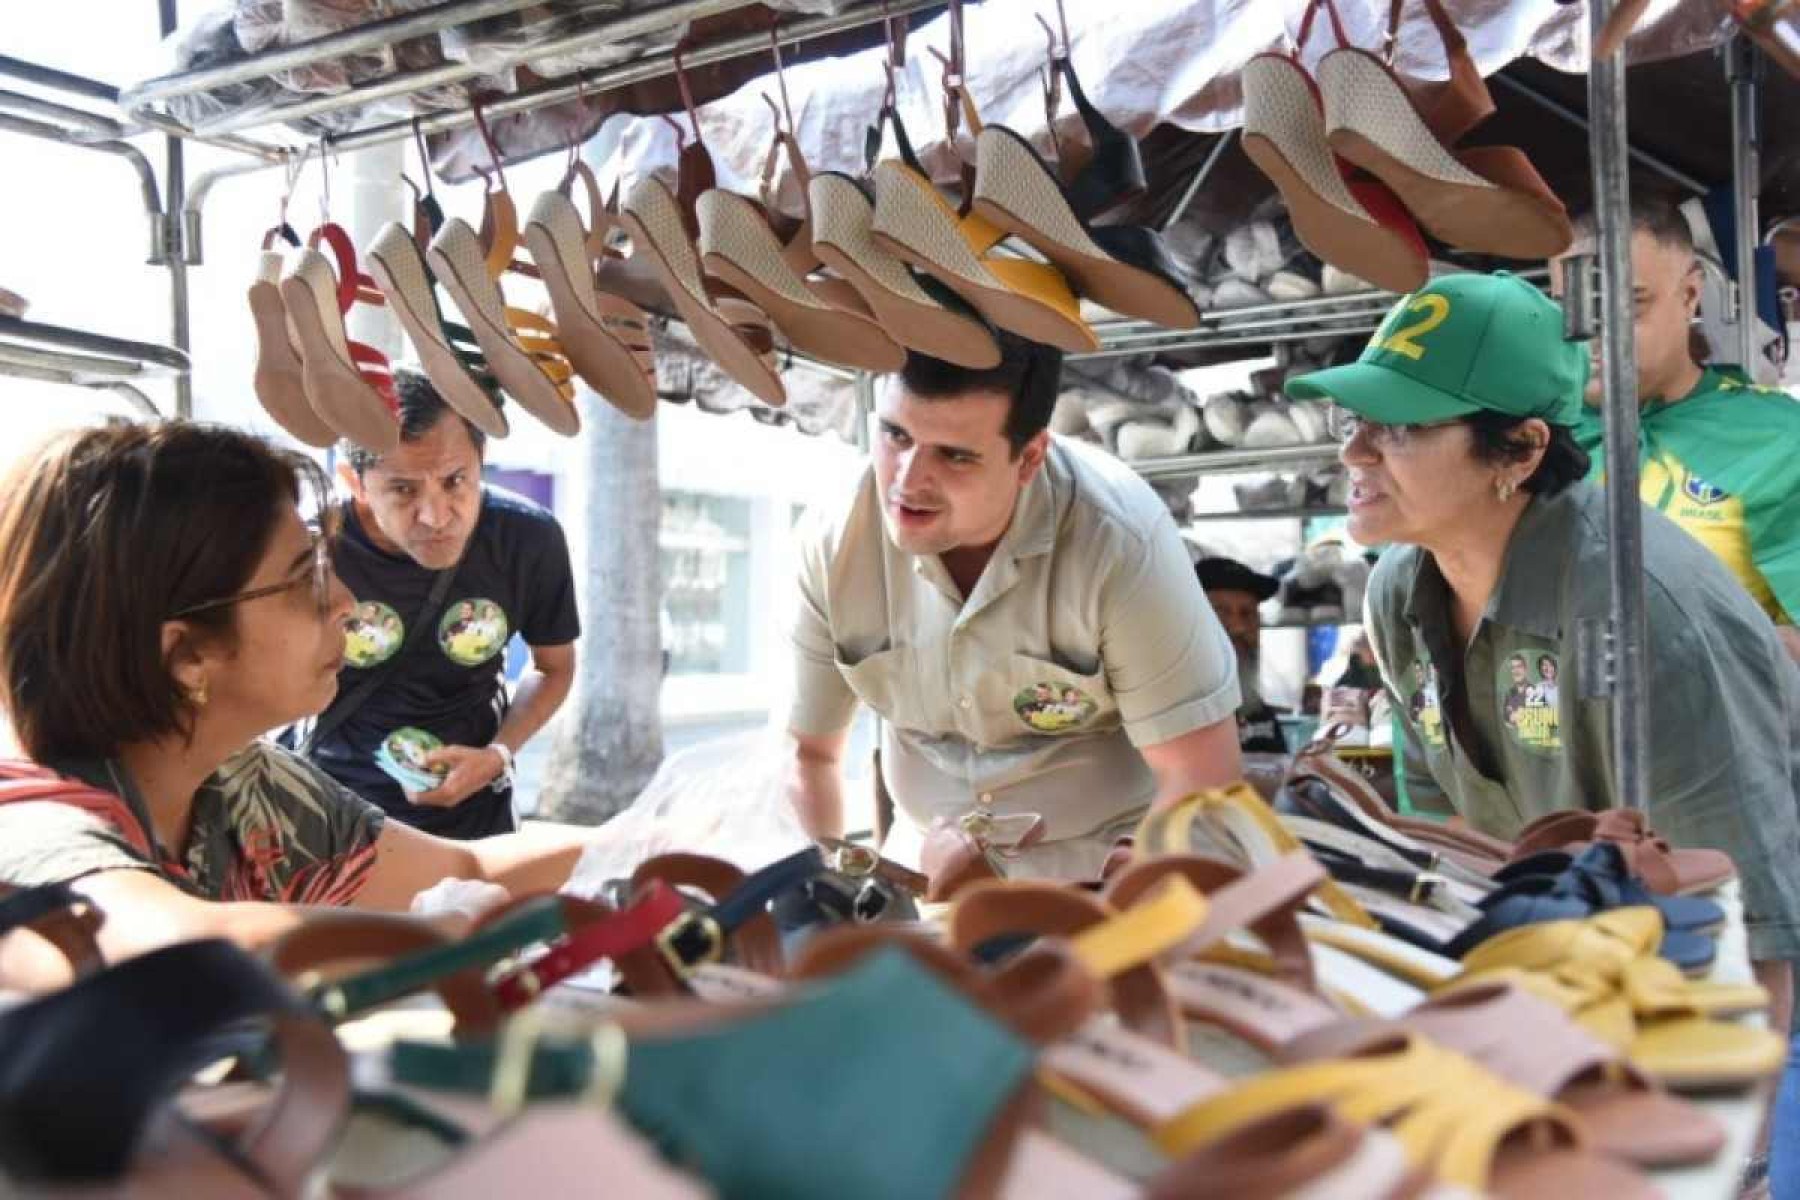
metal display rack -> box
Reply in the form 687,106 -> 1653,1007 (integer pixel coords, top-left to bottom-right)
0,0 -> 1776,812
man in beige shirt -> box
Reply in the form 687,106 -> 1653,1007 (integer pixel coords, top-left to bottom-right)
785,334 -> 1244,881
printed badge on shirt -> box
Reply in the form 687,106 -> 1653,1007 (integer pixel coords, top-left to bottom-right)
343,601 -> 404,668
1405,659 -> 1446,749
1013,682 -> 1098,734
439,599 -> 510,666
1498,651 -> 1561,755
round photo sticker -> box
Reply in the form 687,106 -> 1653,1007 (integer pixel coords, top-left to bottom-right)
1013,682 -> 1098,734
1498,651 -> 1561,755
375,726 -> 447,793
438,599 -> 510,667
343,601 -> 404,668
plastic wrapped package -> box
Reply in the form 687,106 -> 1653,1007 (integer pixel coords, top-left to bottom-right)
155,6 -> 291,130
428,90 -> 611,180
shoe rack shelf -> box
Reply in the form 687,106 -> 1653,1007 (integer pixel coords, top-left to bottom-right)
1132,442 -> 1341,482
1184,504 -> 1347,523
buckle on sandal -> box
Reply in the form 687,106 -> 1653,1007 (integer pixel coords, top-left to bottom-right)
1408,873 -> 1447,905
655,911 -> 724,976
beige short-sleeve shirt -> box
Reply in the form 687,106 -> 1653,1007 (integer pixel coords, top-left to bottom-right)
790,437 -> 1239,842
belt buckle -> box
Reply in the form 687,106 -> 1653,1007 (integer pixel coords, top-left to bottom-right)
655,910 -> 724,977
822,840 -> 879,879
1408,872 -> 1447,906
851,879 -> 891,923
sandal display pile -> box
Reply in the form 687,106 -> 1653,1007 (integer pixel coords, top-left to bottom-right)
0,730 -> 1774,1198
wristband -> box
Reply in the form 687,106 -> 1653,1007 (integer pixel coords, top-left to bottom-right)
489,742 -> 516,791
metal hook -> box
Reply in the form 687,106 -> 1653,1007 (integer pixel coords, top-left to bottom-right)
470,98 -> 509,194
410,116 -> 437,202
767,20 -> 797,136
317,136 -> 334,223
671,38 -> 702,144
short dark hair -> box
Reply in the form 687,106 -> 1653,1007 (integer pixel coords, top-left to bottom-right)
1572,192 -> 1694,256
1463,412 -> 1591,497
343,370 -> 486,473
0,421 -> 324,761
897,331 -> 1063,455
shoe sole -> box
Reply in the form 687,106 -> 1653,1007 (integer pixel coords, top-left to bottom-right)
696,188 -> 905,374
278,249 -> 399,453
428,218 -> 581,436
522,191 -> 659,421
810,173 -> 1000,369
248,252 -> 338,447
622,176 -> 785,408
365,223 -> 510,438
869,160 -> 1097,353
969,126 -> 1200,330
1320,50 -> 1572,259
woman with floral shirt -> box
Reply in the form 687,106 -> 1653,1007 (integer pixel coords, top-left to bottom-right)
0,422 -> 595,991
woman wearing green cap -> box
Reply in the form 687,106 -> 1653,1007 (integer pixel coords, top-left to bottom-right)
1287,270 -> 1800,1032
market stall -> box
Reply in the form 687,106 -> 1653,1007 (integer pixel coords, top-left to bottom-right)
1,0 -> 1798,1195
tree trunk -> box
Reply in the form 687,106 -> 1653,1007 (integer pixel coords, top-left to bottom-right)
537,385 -> 665,824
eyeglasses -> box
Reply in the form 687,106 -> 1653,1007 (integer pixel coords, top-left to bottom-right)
171,533 -> 335,619
1326,405 -> 1463,451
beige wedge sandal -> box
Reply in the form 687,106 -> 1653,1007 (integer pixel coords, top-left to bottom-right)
522,160 -> 660,421
248,224 -> 340,448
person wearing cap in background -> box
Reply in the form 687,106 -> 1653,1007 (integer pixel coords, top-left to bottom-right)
1195,557 -> 1287,755
1286,269 -> 1800,1039
1551,194 -> 1800,666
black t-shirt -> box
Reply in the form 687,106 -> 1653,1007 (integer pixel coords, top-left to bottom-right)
299,485 -> 579,838
1237,700 -> 1288,754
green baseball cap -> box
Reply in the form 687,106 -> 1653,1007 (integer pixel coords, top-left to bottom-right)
1285,271 -> 1588,426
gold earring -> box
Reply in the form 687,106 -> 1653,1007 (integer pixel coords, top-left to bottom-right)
1496,479 -> 1517,503
190,680 -> 209,708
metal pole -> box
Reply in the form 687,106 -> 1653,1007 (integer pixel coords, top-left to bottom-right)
1161,130 -> 1234,233
121,0 -> 547,112
1588,0 -> 1648,810
1492,74 -> 1709,196
0,55 -> 120,103
197,0 -> 751,137
160,0 -> 193,419
1727,36 -> 1762,372
323,0 -> 946,158
853,371 -> 875,455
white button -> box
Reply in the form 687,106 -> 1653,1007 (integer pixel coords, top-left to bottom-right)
978,792 -> 993,806
959,696 -> 972,709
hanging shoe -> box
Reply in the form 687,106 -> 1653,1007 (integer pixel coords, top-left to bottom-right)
870,58 -> 1098,353
429,181 -> 581,436
624,138 -> 787,408
1241,2 -> 1429,295
1318,0 -> 1573,259
523,161 -> 660,421
367,196 -> 510,439
249,223 -> 339,448
967,26 -> 1200,330
698,110 -> 904,375
810,170 -> 1000,369
280,223 -> 401,453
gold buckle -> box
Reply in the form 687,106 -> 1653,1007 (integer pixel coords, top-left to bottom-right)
655,910 -> 724,977
1408,872 -> 1447,905
821,839 -> 879,879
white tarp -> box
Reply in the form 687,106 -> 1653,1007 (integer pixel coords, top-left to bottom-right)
591,0 -> 1732,214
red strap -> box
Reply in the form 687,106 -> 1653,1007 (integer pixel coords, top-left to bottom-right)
490,881 -> 687,1010
307,223 -> 361,314
1296,0 -> 1351,52
0,761 -> 157,861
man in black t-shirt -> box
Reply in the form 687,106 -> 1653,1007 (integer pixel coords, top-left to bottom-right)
293,372 -> 580,839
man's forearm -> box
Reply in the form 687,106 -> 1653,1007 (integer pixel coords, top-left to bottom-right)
788,757 -> 846,839
493,666 -> 573,753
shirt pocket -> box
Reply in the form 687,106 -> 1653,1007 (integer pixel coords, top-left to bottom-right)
976,653 -> 1116,744
835,646 -> 924,729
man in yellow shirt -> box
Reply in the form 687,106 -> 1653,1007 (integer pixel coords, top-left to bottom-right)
1555,194 -> 1800,660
